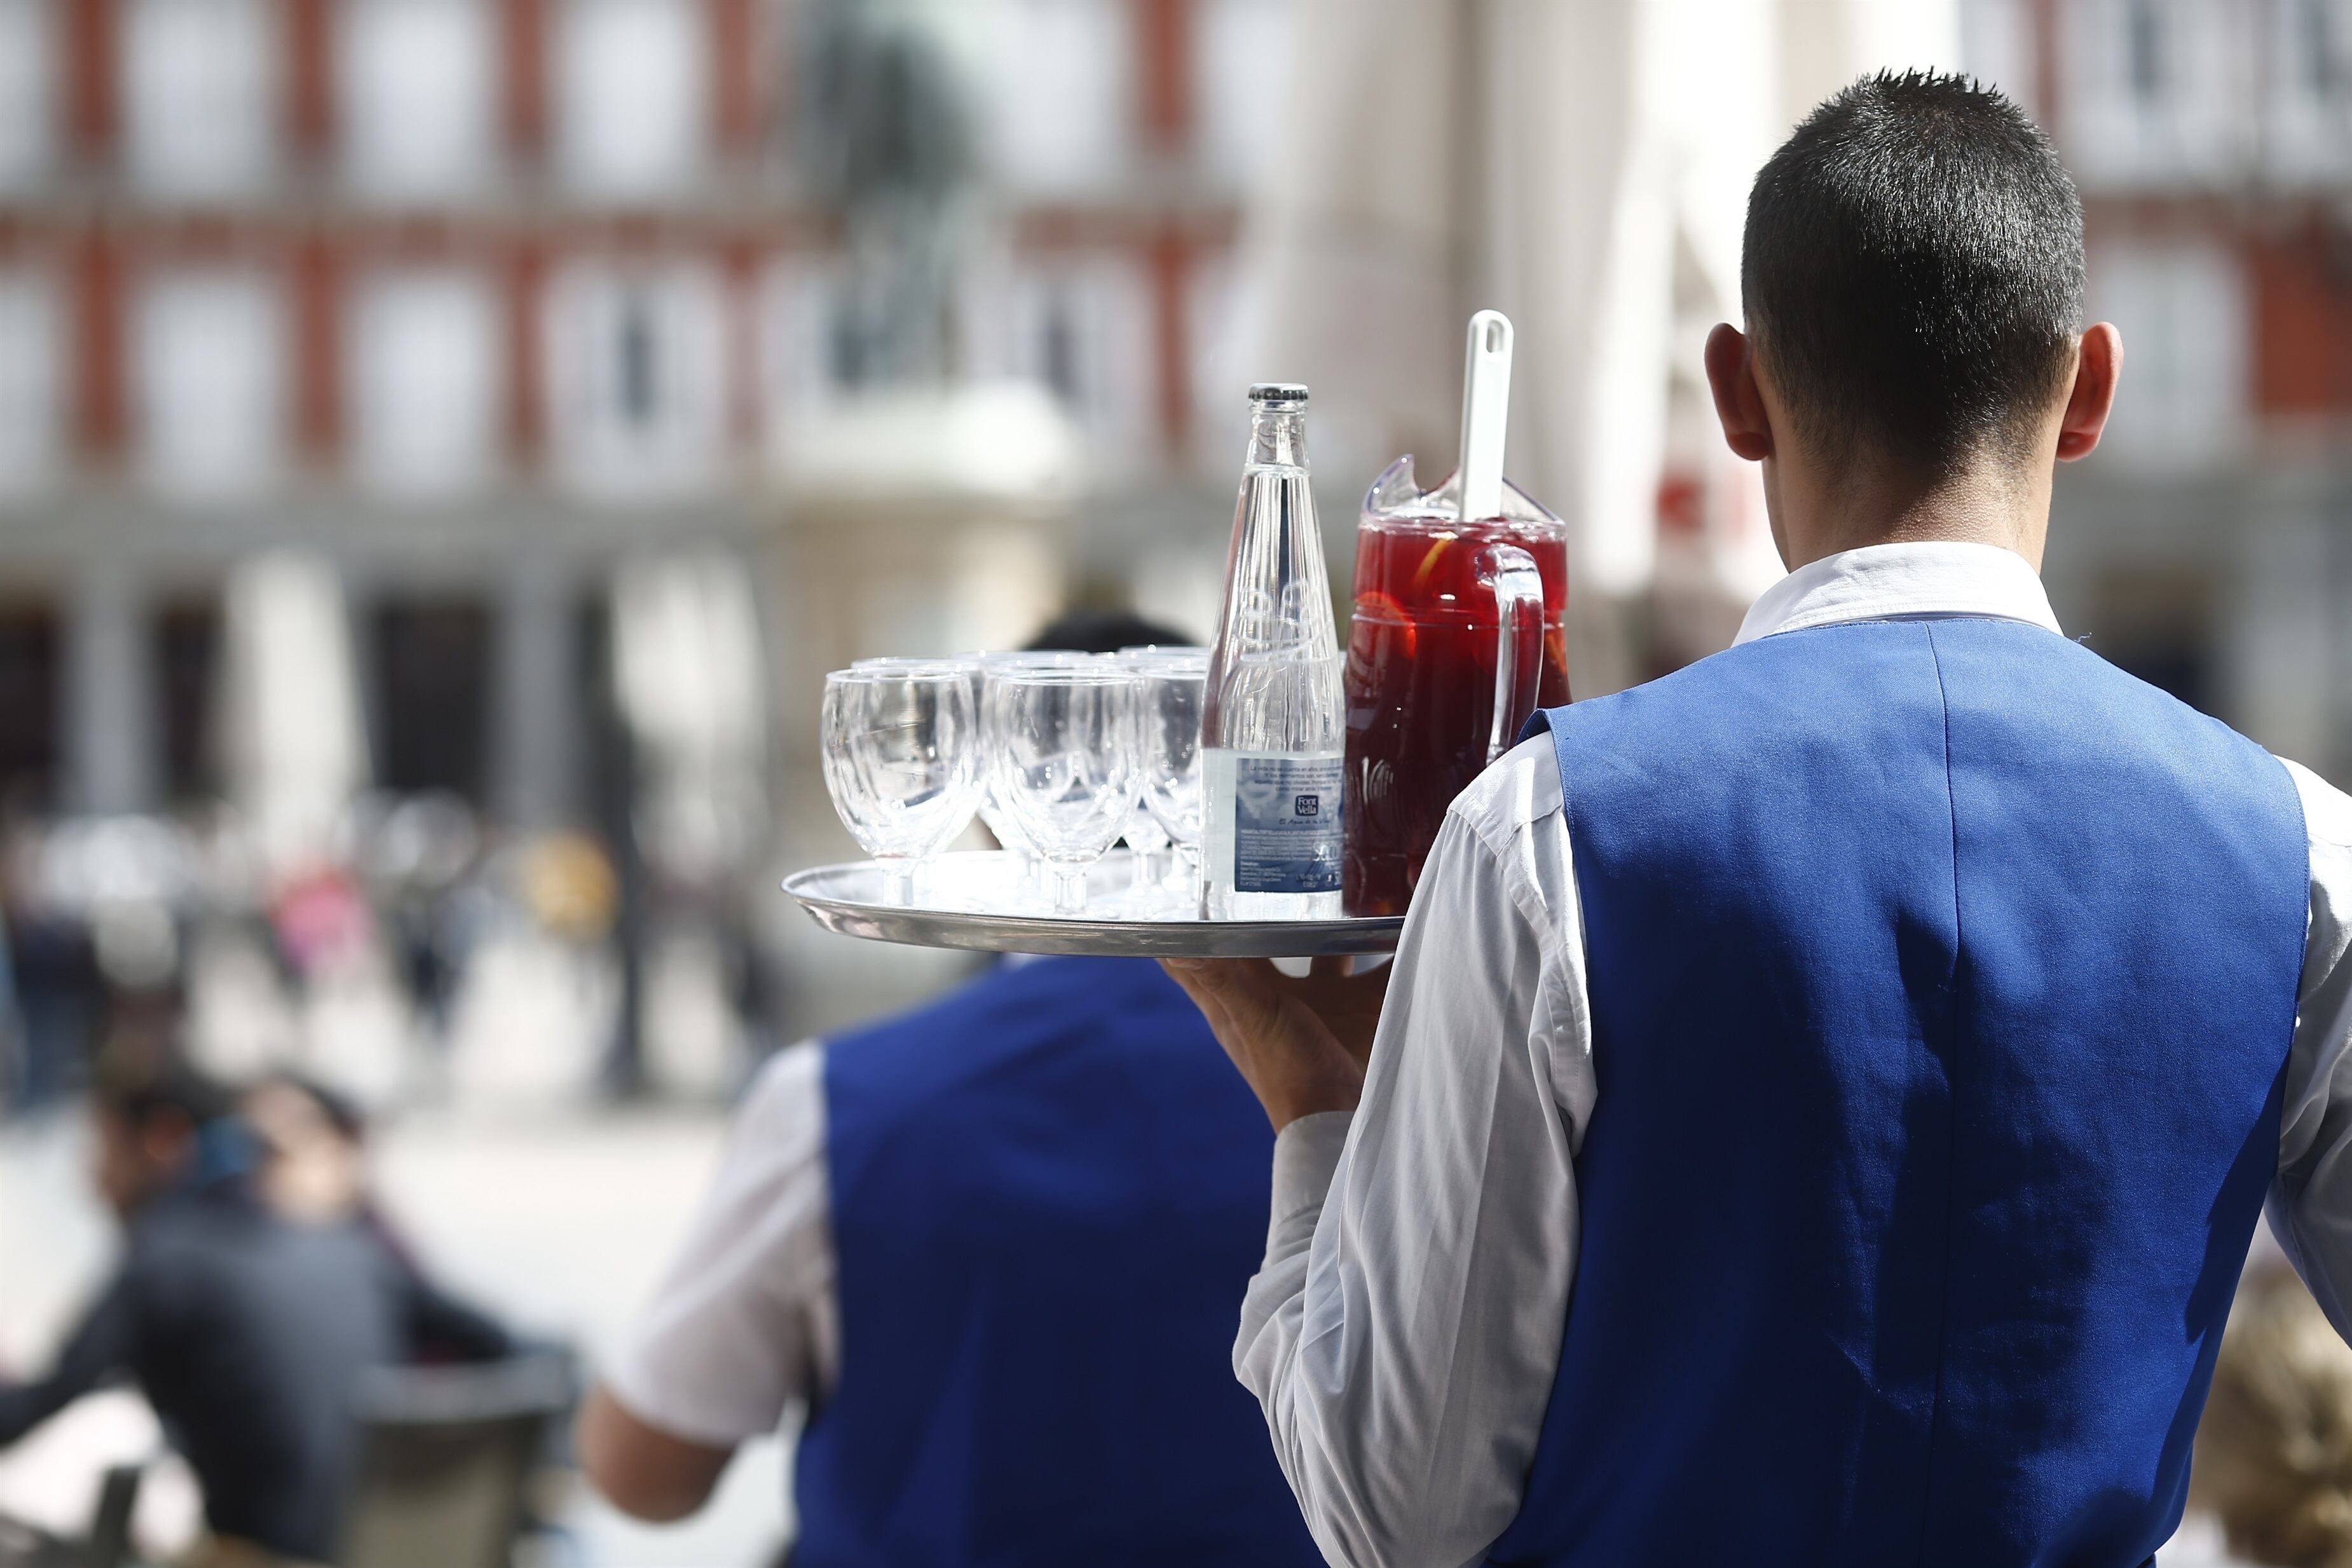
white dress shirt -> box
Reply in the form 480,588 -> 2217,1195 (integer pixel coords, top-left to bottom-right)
1238,540 -> 2352,1568
602,955 -> 1050,1447
605,1043 -> 842,1447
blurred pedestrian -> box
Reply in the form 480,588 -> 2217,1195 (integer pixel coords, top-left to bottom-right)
4,821 -> 99,1112
0,1050 -> 512,1565
576,613 -> 1321,1567
2194,1266 -> 2352,1568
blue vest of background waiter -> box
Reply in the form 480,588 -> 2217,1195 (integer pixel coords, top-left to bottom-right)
792,954 -> 1322,1568
1487,616 -> 2308,1567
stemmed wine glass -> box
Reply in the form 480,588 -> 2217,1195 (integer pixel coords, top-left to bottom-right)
1118,645 -> 1205,895
820,664 -> 981,901
1123,801 -> 1172,889
987,664 -> 1144,914
1127,649 -> 1208,906
973,652 -> 1091,890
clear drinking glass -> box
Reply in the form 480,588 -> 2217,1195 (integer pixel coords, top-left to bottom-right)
974,652 -> 1092,866
1128,650 -> 1208,899
820,665 -> 981,899
1124,804 -> 1171,883
854,653 -> 981,688
987,665 -> 1144,913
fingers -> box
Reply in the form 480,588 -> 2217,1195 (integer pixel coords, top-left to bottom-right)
1161,957 -> 1280,1019
1162,958 -> 1307,1063
1162,956 -> 1383,1048
1159,958 -> 1262,1064
1159,954 -> 1370,1129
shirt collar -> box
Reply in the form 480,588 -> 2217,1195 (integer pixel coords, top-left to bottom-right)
1733,541 -> 2063,646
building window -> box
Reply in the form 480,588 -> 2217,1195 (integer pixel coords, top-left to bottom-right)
0,268 -> 63,500
0,0 -> 55,194
348,266 -> 502,496
1194,0 -> 1296,191
2268,0 -> 2352,183
978,0 -> 1130,196
2087,238 -> 2246,470
135,267 -> 287,498
1006,256 -> 1152,450
0,601 -> 59,810
1957,0 -> 2034,109
2297,0 -> 2347,97
2124,0 -> 2163,102
545,258 -> 727,499
123,0 -> 277,198
370,598 -> 492,801
1187,243 -> 1241,463
555,0 -> 708,198
757,254 -> 844,467
2062,0 -> 2243,189
2087,567 -> 2215,715
341,0 -> 497,201
153,597 -> 221,803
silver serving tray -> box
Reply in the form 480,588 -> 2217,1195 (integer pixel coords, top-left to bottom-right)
783,850 -> 1404,958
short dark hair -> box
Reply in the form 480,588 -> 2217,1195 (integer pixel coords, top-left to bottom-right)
92,1047 -> 229,1134
1024,609 -> 1194,656
1742,69 -> 2085,476
255,1071 -> 367,1141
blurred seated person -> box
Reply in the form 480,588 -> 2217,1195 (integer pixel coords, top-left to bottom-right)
241,1072 -> 521,1375
0,1051 -> 512,1567
242,1074 -> 369,1228
2193,1261 -> 2352,1568
578,613 -> 1321,1567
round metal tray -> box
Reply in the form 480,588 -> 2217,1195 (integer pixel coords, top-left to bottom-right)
783,850 -> 1404,958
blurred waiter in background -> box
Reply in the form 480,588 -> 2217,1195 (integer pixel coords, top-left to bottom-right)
577,611 -> 1320,1567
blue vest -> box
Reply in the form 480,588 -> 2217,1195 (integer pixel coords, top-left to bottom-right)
1489,617 -> 2308,1568
794,955 -> 1321,1568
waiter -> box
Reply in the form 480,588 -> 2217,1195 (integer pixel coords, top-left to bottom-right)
1166,70 -> 2352,1567
576,613 -> 1320,1567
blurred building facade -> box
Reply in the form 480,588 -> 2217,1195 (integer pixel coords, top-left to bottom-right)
1966,0 -> 2352,774
3,0 -> 2341,1075
0,0 -> 1291,1082
0,0 -> 1276,827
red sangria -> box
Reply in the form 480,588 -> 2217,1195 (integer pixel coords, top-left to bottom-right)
1343,458 -> 1569,916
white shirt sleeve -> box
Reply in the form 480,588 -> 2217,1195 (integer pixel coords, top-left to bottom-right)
1234,735 -> 1594,1568
2271,760 -> 2352,1336
603,1042 -> 840,1448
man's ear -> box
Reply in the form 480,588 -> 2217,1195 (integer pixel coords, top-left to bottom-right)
2055,322 -> 2123,462
1704,324 -> 1773,463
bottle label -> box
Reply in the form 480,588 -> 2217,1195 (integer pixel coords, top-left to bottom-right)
1205,749 -> 1343,895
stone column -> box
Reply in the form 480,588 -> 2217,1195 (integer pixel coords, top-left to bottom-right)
493,554 -> 577,829
64,567 -> 153,815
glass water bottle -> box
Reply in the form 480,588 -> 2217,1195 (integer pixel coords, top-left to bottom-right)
1200,383 -> 1345,919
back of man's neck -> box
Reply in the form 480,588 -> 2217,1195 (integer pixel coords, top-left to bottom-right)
1777,459 -> 2049,573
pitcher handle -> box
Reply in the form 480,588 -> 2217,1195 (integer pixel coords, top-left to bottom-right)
1479,543 -> 1546,763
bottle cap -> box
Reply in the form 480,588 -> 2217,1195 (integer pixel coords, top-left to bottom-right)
1247,382 -> 1309,406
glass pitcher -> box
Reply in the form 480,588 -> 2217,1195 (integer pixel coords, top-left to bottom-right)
1341,456 -> 1571,916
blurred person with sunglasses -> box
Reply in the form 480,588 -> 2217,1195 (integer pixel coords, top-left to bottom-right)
0,1051 -> 510,1566
576,611 -> 1321,1567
